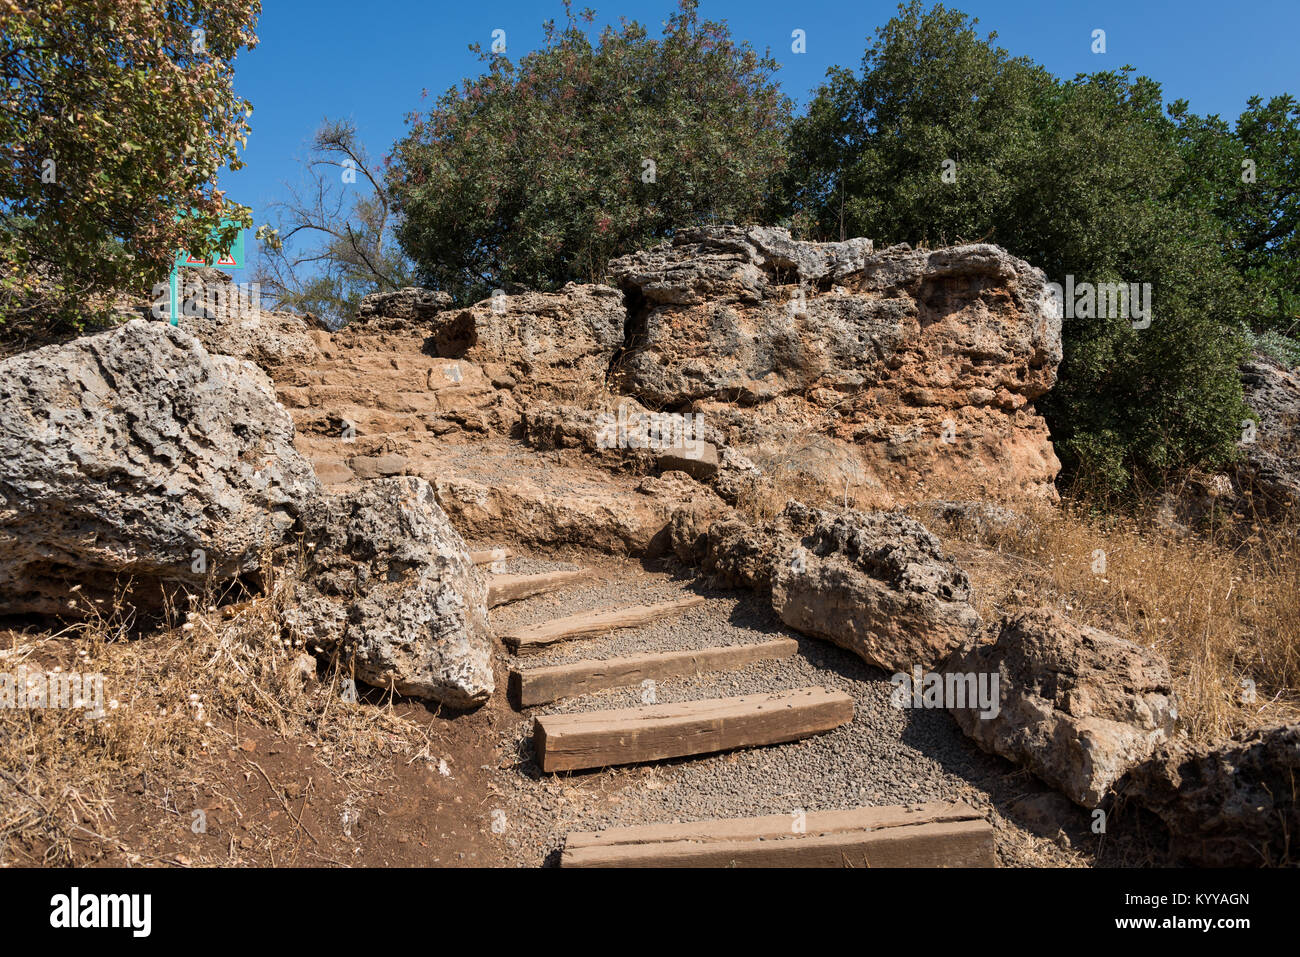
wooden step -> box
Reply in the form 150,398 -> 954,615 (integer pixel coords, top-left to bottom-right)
533,685 -> 853,772
561,802 -> 994,868
487,568 -> 596,608
468,547 -> 513,567
504,595 -> 706,656
511,638 -> 800,707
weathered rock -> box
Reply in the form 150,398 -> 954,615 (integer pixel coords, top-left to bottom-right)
177,307 -> 322,372
288,476 -> 493,708
0,320 -> 320,616
1123,722 -> 1300,866
520,400 -> 761,503
702,502 -> 979,670
427,283 -> 625,398
769,503 -> 980,672
949,609 -> 1177,808
355,287 -> 454,329
1237,354 -> 1300,513
608,226 -> 1061,505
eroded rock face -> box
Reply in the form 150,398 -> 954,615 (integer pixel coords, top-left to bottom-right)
949,609 -> 1177,808
288,476 -> 493,708
355,287 -> 454,330
703,503 -> 979,671
770,503 -> 980,672
426,283 -> 625,398
0,320 -> 320,616
609,226 -> 1062,505
1237,354 -> 1300,514
177,308 -> 321,372
1124,722 -> 1300,866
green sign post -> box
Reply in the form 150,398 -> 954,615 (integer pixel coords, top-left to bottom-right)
169,220 -> 246,325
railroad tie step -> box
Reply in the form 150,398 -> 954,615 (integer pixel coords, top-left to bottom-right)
486,568 -> 597,608
560,802 -> 994,868
533,685 -> 853,772
510,638 -> 800,707
503,595 -> 706,656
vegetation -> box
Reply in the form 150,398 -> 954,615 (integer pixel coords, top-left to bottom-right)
0,0 -> 261,330
388,0 -> 791,303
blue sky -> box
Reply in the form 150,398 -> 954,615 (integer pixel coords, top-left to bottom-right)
222,0 -> 1300,275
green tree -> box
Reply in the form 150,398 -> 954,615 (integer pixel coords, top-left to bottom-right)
782,1 -> 1253,492
388,0 -> 792,303
0,0 -> 260,329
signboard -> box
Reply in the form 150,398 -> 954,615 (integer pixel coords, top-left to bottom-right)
175,219 -> 245,270
168,217 -> 245,325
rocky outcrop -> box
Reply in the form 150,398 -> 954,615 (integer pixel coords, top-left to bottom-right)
0,320 -> 320,616
1123,722 -> 1300,866
355,287 -> 454,329
609,226 -> 1061,505
770,504 -> 980,672
426,283 -> 625,398
287,476 -> 493,708
520,401 -> 762,502
177,308 -> 321,372
1237,354 -> 1300,514
948,609 -> 1177,808
703,503 -> 980,671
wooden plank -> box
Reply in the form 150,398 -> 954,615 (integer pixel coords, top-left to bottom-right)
504,595 -> 706,656
534,685 -> 853,772
468,547 -> 512,566
561,802 -> 994,867
487,568 -> 596,608
511,638 -> 800,707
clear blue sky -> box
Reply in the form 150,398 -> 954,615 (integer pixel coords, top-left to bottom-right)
222,0 -> 1300,274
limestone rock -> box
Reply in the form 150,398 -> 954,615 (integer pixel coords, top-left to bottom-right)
1237,354 -> 1300,514
355,287 -> 455,330
608,227 -> 1061,504
0,320 -> 320,616
769,503 -> 980,672
1124,722 -> 1300,866
177,308 -> 321,372
427,284 -> 625,397
289,476 -> 493,708
949,609 -> 1177,808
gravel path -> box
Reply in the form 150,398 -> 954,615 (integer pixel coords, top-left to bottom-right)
481,550 -> 1091,868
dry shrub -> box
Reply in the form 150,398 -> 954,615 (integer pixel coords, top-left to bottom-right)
922,493 -> 1300,745
0,555 -> 413,865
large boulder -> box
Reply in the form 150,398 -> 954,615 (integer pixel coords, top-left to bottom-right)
1123,722 -> 1300,866
703,502 -> 980,671
1236,354 -> 1300,514
0,320 -> 320,616
287,476 -> 494,708
948,609 -> 1177,808
355,287 -> 454,330
770,503 -> 980,672
426,283 -> 625,398
608,227 -> 1061,505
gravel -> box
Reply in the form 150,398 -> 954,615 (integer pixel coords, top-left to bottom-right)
480,551 -> 1090,868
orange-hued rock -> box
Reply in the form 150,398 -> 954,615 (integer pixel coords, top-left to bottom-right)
609,227 -> 1062,506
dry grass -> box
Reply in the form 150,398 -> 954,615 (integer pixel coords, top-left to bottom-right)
917,494 -> 1300,745
0,558 -> 415,865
